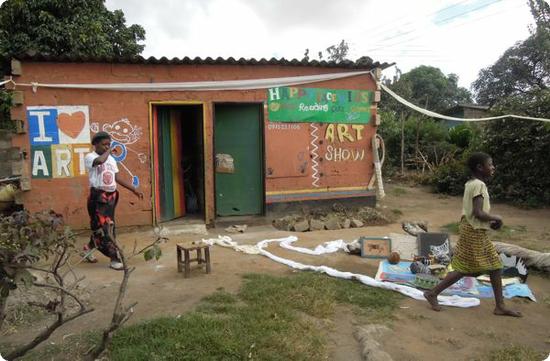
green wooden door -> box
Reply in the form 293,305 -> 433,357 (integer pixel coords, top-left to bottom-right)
214,104 -> 263,216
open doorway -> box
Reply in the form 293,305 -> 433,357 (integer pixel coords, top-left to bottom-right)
152,104 -> 204,223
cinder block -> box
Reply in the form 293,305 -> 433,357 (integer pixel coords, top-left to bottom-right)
0,163 -> 11,178
20,176 -> 31,191
0,130 -> 12,142
11,160 -> 23,175
11,91 -> 23,105
14,119 -> 26,134
9,147 -> 21,161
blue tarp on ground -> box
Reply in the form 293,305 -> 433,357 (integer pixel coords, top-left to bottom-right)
375,260 -> 536,302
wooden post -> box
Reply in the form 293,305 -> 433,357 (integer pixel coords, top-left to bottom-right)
400,112 -> 405,176
184,249 -> 191,278
205,247 -> 211,274
176,246 -> 182,273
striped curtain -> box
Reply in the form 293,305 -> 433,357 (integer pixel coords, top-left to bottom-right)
154,107 -> 185,221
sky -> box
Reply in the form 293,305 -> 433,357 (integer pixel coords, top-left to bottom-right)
103,0 -> 539,90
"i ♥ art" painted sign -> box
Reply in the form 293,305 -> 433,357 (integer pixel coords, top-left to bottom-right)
27,105 -> 91,178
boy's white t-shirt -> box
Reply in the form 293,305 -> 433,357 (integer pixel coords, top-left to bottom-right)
84,152 -> 119,192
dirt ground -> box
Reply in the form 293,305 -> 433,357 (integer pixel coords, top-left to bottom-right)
3,183 -> 550,360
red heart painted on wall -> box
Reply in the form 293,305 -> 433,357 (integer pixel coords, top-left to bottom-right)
58,111 -> 86,139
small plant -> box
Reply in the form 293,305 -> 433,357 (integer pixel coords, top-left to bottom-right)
0,210 -> 93,360
391,187 -> 407,196
441,222 -> 460,234
391,209 -> 403,216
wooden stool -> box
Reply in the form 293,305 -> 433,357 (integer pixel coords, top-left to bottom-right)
176,243 -> 211,278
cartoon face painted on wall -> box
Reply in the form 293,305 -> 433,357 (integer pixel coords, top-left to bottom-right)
103,118 -> 142,145
90,118 -> 146,188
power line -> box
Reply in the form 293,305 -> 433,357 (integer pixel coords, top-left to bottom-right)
360,0 -> 473,42
359,0 -> 501,51
363,0 -> 520,53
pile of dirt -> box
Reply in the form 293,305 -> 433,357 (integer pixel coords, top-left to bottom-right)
272,203 -> 392,232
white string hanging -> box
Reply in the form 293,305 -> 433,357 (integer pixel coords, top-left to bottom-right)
379,82 -> 550,123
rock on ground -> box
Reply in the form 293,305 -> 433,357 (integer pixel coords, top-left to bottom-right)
292,220 -> 310,232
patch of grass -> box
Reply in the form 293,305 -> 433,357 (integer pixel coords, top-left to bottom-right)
494,225 -> 527,238
475,345 -> 545,361
441,222 -> 460,234
239,272 -> 401,321
391,187 -> 407,196
391,208 -> 403,216
405,313 -> 430,321
15,273 -> 402,361
112,272 -> 400,361
13,332 -> 101,361
1,303 -> 49,336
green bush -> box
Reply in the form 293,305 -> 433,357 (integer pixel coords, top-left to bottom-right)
378,112 -> 451,169
431,158 -> 469,196
481,119 -> 550,207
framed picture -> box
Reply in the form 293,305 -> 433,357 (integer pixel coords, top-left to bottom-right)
359,236 -> 392,258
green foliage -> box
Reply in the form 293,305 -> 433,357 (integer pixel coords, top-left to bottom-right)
430,157 -> 469,196
476,345 -> 545,361
378,111 -> 457,169
421,1 -> 550,205
0,92 -> 13,131
481,119 -> 550,206
381,65 -> 472,115
0,210 -> 75,300
0,0 -> 146,130
0,0 -> 146,60
143,244 -> 162,261
467,0 -> 550,206
447,124 -> 474,148
325,39 -> 349,62
304,39 -> 350,62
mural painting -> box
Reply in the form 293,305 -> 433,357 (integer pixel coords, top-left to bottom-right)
28,106 -> 144,187
28,105 -> 91,178
90,119 -> 145,187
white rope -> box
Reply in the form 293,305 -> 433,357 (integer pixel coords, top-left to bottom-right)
379,82 -> 550,123
0,77 -> 14,87
14,70 -> 371,92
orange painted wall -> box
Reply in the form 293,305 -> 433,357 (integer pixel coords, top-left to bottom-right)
10,61 -> 378,228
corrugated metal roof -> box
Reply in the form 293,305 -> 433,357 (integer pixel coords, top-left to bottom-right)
14,54 -> 393,70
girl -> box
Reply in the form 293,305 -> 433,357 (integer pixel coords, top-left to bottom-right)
424,152 -> 521,317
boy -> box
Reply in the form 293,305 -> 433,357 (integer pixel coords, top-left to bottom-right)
83,131 -> 143,270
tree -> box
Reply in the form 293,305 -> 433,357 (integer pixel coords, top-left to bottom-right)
471,0 -> 550,206
0,0 -> 146,62
0,211 -> 93,360
379,66 -> 472,174
325,39 -> 349,63
303,39 -> 350,62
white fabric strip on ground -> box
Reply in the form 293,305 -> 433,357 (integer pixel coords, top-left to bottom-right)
202,235 -> 480,308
